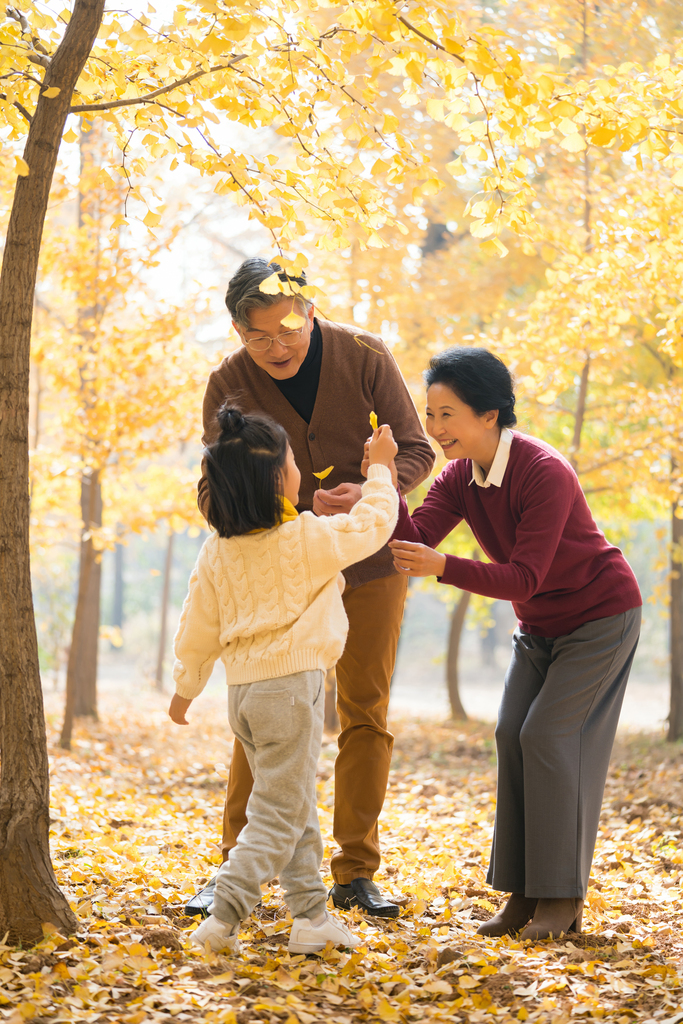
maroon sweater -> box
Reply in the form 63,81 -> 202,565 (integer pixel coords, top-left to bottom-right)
393,432 -> 641,637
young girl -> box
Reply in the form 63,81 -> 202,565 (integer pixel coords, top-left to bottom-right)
169,403 -> 398,955
383,347 -> 641,940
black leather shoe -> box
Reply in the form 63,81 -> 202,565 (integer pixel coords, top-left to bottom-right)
330,878 -> 400,919
185,877 -> 216,918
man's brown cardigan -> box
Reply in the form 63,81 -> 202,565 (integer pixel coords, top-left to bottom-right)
198,319 -> 435,587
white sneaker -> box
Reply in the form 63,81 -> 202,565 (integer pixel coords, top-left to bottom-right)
190,915 -> 241,954
288,910 -> 359,954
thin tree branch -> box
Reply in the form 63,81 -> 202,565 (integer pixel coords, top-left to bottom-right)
69,56 -> 247,113
0,93 -> 32,123
397,15 -> 466,64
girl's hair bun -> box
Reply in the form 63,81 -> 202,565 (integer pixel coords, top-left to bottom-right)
216,404 -> 245,438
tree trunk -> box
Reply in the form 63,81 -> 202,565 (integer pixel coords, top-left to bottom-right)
446,590 -> 470,721
60,469 -> 102,741
112,528 -> 124,633
155,530 -> 174,692
669,502 -> 683,741
0,0 -> 106,945
71,471 -> 102,716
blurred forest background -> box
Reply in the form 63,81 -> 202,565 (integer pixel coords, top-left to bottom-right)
9,0 -> 683,738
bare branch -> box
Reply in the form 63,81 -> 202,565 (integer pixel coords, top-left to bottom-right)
69,56 -> 247,113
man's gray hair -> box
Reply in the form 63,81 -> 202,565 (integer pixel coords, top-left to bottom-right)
225,257 -> 312,330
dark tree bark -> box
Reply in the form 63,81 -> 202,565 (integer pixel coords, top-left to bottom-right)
0,0 -> 105,945
446,590 -> 470,721
155,530 -> 174,692
669,502 -> 683,742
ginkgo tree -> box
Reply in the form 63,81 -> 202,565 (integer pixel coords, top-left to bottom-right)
2,0 -> 683,944
31,123 -> 211,749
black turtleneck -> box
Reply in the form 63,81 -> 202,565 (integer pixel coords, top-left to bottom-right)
272,319 -> 323,424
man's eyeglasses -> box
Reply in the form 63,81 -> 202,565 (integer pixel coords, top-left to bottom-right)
242,327 -> 305,353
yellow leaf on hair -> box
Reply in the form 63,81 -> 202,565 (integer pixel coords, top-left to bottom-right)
281,310 -> 305,329
313,466 -> 334,481
369,411 -> 378,430
258,272 -> 282,295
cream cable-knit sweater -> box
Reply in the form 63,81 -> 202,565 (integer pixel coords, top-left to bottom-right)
173,464 -> 398,697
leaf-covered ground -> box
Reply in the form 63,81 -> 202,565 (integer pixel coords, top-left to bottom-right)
3,687 -> 682,1023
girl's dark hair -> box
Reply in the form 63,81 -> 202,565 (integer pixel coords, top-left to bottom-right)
424,346 -> 517,428
204,403 -> 289,538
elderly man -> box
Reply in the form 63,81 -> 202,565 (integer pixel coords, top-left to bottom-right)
187,257 -> 434,918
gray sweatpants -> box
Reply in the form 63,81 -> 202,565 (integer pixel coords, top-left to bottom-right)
210,670 -> 328,926
488,608 -> 641,899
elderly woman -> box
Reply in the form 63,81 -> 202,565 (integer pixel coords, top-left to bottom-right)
387,347 -> 641,939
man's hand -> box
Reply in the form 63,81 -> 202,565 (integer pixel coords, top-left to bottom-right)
169,694 -> 193,725
389,540 -> 447,578
313,482 -> 362,516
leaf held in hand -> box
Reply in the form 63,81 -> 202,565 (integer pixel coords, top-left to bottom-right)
313,465 -> 333,481
369,411 -> 378,430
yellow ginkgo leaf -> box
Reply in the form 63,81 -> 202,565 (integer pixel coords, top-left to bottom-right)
42,87 -> 61,98
313,465 -> 334,481
14,156 -> 29,177
369,411 -> 378,430
281,310 -> 306,329
258,272 -> 282,295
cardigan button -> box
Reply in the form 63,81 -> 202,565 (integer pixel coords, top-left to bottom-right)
309,432 -> 315,440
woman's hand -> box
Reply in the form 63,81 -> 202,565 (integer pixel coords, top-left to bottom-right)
389,540 -> 446,578
169,693 -> 193,725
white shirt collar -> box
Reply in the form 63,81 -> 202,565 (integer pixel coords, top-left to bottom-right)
469,427 -> 514,489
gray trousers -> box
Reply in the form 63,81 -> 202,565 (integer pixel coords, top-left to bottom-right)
210,670 -> 328,926
488,608 -> 641,899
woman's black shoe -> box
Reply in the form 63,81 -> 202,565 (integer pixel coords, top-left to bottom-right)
330,878 -> 400,918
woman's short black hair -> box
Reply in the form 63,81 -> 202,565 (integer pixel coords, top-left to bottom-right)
424,346 -> 517,428
204,403 -> 289,538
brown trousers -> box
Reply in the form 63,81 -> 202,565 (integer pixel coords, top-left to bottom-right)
221,572 -> 408,883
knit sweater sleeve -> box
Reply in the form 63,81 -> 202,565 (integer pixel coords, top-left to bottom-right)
304,464 -> 399,573
172,544 -> 224,699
